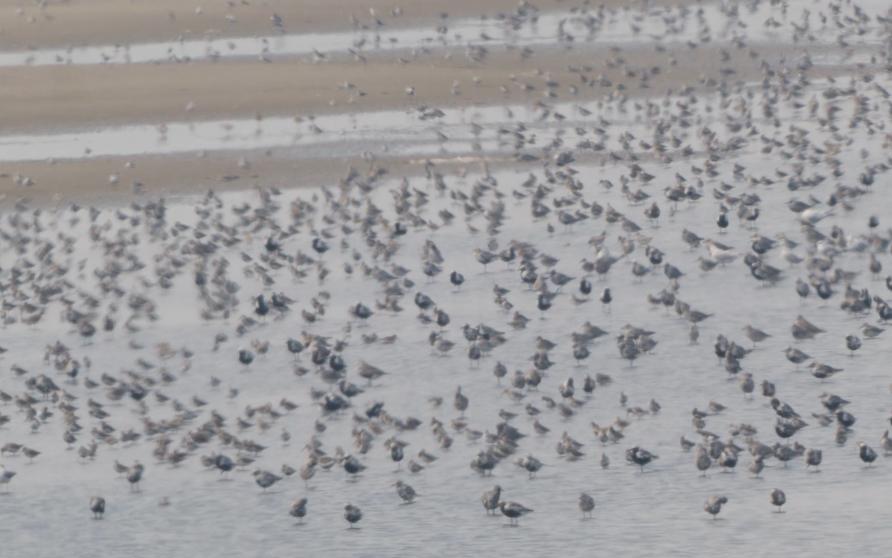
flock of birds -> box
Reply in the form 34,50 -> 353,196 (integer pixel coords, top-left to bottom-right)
1,0 -> 892,548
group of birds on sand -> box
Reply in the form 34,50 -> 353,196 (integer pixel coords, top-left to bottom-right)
0,0 -> 891,547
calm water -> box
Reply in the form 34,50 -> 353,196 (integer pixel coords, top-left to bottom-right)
1,80 -> 891,555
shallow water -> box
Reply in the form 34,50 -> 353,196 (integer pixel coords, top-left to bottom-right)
1,68 -> 891,556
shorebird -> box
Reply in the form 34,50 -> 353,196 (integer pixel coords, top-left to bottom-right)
791,316 -> 824,340
805,449 -> 822,471
214,454 -> 234,476
770,489 -> 786,513
704,496 -> 728,520
90,496 -> 106,519
253,470 -> 282,491
343,455 -> 366,477
482,485 -> 501,515
846,335 -> 862,355
388,439 -> 406,470
344,504 -> 362,528
626,447 -> 658,472
882,431 -> 892,456
0,466 -> 16,492
784,347 -> 811,367
454,386 -> 468,416
579,493 -> 595,518
289,497 -> 308,523
394,481 -> 417,504
743,325 -> 771,346
126,463 -> 144,491
858,442 -> 878,466
748,457 -> 764,478
695,446 -> 712,476
515,455 -> 544,479
499,501 -> 533,526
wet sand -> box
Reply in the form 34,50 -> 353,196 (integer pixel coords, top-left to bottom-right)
0,52 -> 878,204
0,0 -> 653,49
0,43 -> 735,132
0,0 -> 882,206
4,42 -> 873,133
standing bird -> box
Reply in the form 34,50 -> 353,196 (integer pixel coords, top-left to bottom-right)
579,493 -> 595,518
253,469 -> 282,491
481,485 -> 501,515
858,442 -> 878,466
0,466 -> 15,492
600,288 -> 612,312
499,501 -> 533,526
238,349 -> 254,366
89,496 -> 106,519
845,335 -> 861,356
515,455 -> 544,479
881,431 -> 892,455
214,454 -> 235,476
743,325 -> 771,347
389,443 -> 405,470
344,504 -> 363,528
626,447 -> 658,472
805,448 -> 822,471
695,446 -> 712,476
289,498 -> 308,523
770,489 -> 786,513
126,462 -> 144,491
704,496 -> 728,520
394,481 -> 417,504
454,386 -> 468,416
748,457 -> 764,478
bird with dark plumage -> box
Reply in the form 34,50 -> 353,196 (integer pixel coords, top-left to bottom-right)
289,498 -> 307,523
126,463 -> 144,491
214,454 -> 234,475
394,480 -> 417,504
343,455 -> 366,477
253,469 -> 281,491
499,501 -> 533,526
238,349 -> 254,366
704,495 -> 728,519
0,466 -> 16,492
90,496 -> 106,519
390,443 -> 404,470
454,386 -> 468,416
770,489 -> 786,513
626,446 -> 658,472
600,288 -> 612,311
748,457 -> 764,478
846,335 -> 861,355
858,442 -> 878,466
515,455 -> 544,479
695,446 -> 711,476
344,504 -> 362,528
579,493 -> 595,518
482,485 -> 501,515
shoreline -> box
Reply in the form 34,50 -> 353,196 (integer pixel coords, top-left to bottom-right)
0,0 -> 680,51
0,41 -> 869,135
